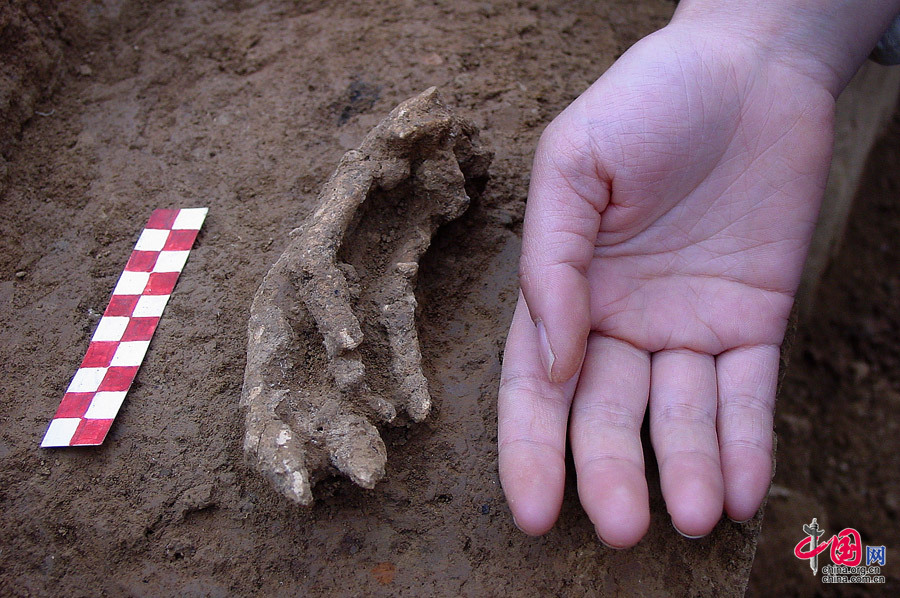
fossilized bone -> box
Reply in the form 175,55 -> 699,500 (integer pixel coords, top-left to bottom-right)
241,87 -> 492,504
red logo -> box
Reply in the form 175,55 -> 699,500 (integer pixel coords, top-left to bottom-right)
795,527 -> 862,566
794,518 -> 864,576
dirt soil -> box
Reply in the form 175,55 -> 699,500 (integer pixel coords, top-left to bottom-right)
4,0 -> 893,596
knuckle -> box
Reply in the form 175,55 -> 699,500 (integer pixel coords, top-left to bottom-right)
517,256 -> 534,287
721,435 -> 773,455
655,401 -> 715,427
498,436 -> 563,461
579,452 -> 640,472
537,118 -> 564,149
659,447 -> 720,471
498,372 -> 568,410
574,400 -> 640,431
721,391 -> 775,414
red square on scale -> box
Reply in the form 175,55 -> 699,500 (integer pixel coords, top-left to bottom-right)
70,418 -> 114,445
105,295 -> 139,317
81,341 -> 119,368
145,209 -> 179,230
145,272 -> 179,295
163,229 -> 199,251
54,393 -> 95,418
125,250 -> 160,272
98,366 -> 139,392
121,317 -> 159,342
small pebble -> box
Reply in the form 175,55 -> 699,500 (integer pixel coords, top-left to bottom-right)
850,360 -> 870,380
15,270 -> 26,279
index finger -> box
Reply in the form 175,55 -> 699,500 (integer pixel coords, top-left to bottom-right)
498,293 -> 579,535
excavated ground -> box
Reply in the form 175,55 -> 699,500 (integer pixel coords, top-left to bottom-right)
3,1 -> 896,596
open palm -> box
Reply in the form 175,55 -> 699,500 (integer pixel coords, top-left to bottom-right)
499,24 -> 836,547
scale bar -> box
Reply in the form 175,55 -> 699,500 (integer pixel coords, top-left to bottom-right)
41,207 -> 207,447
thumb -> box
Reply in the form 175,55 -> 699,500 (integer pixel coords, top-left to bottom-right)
519,123 -> 608,383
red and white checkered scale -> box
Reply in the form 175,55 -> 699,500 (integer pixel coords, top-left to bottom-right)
41,207 -> 208,447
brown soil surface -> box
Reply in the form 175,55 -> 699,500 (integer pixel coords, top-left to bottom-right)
0,1 -> 78,184
8,0 -> 896,596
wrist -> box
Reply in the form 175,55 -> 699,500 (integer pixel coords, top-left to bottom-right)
672,0 -> 900,96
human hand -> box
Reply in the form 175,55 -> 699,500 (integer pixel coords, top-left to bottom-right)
498,18 -> 839,546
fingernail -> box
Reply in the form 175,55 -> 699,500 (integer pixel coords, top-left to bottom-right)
597,532 -> 625,550
535,319 -> 555,380
727,516 -> 752,524
512,515 -> 524,533
672,522 -> 706,540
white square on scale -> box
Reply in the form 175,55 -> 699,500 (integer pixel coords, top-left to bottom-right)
92,316 -> 130,342
41,418 -> 82,447
113,271 -> 150,295
152,250 -> 189,273
133,228 -> 170,252
109,340 -> 150,367
67,367 -> 108,393
172,208 -> 208,230
132,294 -> 170,318
84,392 -> 128,419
